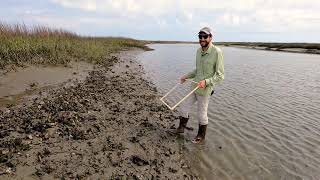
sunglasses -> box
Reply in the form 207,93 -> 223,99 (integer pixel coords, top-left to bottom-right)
198,34 -> 210,39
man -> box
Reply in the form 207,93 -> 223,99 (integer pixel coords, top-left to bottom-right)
178,27 -> 224,144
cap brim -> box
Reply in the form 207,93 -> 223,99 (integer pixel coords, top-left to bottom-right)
199,30 -> 210,35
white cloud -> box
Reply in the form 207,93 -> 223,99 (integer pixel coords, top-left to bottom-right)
51,0 -> 175,17
22,14 -> 81,30
16,0 -> 320,40
50,0 -> 320,30
52,0 -> 97,11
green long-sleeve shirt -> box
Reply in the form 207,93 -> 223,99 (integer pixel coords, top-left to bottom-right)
185,43 -> 224,96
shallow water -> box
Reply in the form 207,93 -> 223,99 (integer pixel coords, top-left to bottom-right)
0,62 -> 93,107
138,44 -> 320,180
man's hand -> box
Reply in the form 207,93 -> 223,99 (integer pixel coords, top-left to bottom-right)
180,76 -> 187,84
198,80 -> 206,88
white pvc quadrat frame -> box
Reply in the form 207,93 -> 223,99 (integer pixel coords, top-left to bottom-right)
160,79 -> 199,110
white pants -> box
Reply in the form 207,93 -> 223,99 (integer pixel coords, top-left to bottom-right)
180,93 -> 210,125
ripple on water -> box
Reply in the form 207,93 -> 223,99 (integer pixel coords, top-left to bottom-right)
138,44 -> 320,179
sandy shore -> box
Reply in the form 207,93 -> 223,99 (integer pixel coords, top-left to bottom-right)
0,49 -> 198,179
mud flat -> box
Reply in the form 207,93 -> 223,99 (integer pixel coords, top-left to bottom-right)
0,62 -> 95,108
215,42 -> 320,55
0,49 -> 199,179
228,45 -> 320,54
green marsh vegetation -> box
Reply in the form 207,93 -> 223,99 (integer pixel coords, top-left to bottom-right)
0,22 -> 148,69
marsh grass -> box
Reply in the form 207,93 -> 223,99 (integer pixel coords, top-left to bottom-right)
0,22 -> 147,69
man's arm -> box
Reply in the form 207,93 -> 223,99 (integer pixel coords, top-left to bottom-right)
180,69 -> 196,84
182,49 -> 199,83
204,49 -> 224,86
185,69 -> 196,79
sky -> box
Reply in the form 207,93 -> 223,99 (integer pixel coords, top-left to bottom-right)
1,0 -> 320,42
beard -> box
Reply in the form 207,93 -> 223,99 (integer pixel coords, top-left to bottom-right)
200,41 -> 209,48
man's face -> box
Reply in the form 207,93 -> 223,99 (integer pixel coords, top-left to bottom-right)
198,32 -> 212,48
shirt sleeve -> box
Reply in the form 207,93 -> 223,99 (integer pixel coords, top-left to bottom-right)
205,49 -> 224,86
185,69 -> 196,79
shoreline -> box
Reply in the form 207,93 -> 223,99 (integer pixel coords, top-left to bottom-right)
146,41 -> 320,55
222,45 -> 320,55
0,48 -> 198,179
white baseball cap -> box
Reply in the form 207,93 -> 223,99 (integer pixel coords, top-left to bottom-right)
199,27 -> 212,35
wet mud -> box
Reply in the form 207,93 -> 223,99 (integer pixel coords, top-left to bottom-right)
0,61 -> 94,108
0,50 -> 198,179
